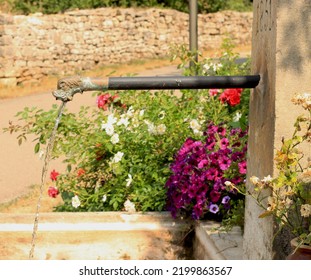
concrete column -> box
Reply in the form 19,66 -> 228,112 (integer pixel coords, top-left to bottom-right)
244,0 -> 311,259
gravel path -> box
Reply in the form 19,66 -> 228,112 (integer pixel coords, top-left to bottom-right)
0,65 -> 182,204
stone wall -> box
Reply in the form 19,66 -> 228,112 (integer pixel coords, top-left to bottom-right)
0,8 -> 252,87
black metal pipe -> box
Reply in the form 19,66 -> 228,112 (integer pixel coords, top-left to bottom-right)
53,75 -> 261,102
108,75 -> 260,90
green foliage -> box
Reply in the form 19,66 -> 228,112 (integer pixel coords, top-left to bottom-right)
170,36 -> 251,128
237,92 -> 311,246
10,0 -> 253,15
4,41 -> 250,230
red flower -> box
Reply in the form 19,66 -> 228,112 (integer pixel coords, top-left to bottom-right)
96,93 -> 111,110
77,168 -> 86,177
219,88 -> 242,106
50,169 -> 59,181
48,186 -> 59,198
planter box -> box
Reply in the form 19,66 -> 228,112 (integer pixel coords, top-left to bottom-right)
0,212 -> 243,260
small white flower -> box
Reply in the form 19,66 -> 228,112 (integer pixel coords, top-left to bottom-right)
124,199 -> 136,212
233,112 -> 242,122
101,122 -> 115,136
102,194 -> 107,203
139,109 -> 145,116
224,181 -> 233,187
117,116 -> 129,127
126,174 -> 133,187
145,120 -> 156,134
202,62 -> 222,73
126,106 -> 134,117
189,119 -> 201,131
111,151 -> 124,164
192,129 -> 203,136
301,204 -> 311,218
250,176 -> 260,185
262,175 -> 273,184
72,195 -> 81,208
156,124 -> 166,135
107,113 -> 117,125
110,133 -> 119,144
105,124 -> 114,136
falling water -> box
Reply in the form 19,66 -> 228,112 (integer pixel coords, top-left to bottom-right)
29,101 -> 67,259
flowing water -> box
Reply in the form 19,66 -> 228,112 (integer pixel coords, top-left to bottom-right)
29,101 -> 67,259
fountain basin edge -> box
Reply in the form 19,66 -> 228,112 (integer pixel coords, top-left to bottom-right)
0,212 -> 242,260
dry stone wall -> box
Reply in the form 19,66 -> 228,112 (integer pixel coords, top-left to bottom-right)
0,8 -> 252,87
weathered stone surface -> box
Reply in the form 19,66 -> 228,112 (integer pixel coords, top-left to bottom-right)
0,8 -> 252,86
244,0 -> 311,260
0,77 -> 17,87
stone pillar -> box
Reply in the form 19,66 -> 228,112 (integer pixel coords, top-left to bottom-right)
244,0 -> 311,259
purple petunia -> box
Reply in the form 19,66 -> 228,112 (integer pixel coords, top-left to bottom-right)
221,196 -> 231,204
165,121 -> 248,220
218,155 -> 231,171
209,204 -> 219,214
210,190 -> 221,203
220,138 -> 229,149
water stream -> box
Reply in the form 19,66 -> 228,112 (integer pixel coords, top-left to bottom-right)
29,101 -> 67,259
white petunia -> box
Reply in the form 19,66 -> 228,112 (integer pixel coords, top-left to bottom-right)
102,194 -> 107,203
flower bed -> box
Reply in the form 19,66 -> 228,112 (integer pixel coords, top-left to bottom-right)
4,39 -> 250,231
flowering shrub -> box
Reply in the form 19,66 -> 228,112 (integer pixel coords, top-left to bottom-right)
166,122 -> 247,220
231,92 -> 311,247
5,40 -> 250,226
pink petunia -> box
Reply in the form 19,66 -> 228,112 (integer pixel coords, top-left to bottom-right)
238,161 -> 247,174
210,190 -> 221,203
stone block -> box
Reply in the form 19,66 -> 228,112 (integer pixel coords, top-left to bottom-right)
0,77 -> 17,87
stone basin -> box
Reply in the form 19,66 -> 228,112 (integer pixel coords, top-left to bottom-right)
0,212 -> 192,260
0,211 -> 243,260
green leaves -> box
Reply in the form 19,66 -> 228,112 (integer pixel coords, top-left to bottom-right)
4,40 -> 253,219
